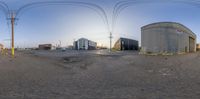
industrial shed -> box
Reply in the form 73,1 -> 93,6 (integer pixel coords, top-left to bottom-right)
141,22 -> 196,54
113,38 -> 138,51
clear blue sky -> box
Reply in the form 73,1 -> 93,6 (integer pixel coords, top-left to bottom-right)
0,0 -> 200,48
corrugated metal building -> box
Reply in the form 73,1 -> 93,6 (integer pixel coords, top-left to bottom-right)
73,38 -> 97,50
113,38 -> 138,51
141,22 -> 196,54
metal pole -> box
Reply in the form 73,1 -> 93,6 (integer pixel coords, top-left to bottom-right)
109,32 -> 113,52
11,12 -> 15,57
59,40 -> 61,47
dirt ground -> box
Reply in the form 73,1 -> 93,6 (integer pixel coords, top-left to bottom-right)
0,50 -> 200,99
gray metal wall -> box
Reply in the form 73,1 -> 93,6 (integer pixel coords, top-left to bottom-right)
141,22 -> 196,54
113,38 -> 138,50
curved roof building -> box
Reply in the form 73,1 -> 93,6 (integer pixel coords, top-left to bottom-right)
141,22 -> 196,55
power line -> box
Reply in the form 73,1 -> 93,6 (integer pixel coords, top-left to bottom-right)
112,0 -> 200,33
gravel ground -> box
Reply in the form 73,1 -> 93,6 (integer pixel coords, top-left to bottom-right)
0,50 -> 200,99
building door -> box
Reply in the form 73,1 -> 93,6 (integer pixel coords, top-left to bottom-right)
189,37 -> 195,52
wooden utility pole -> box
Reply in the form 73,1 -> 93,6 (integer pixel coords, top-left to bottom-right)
11,12 -> 15,57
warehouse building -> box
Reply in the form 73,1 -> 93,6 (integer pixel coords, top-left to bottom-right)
113,38 -> 138,51
141,22 -> 196,54
73,38 -> 97,50
39,44 -> 53,50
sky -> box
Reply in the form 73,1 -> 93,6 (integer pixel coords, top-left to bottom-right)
0,0 -> 200,48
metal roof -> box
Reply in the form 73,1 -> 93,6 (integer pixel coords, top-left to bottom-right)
141,22 -> 196,37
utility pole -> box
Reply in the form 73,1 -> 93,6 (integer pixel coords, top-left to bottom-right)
59,40 -> 61,47
11,12 -> 15,57
109,32 -> 113,52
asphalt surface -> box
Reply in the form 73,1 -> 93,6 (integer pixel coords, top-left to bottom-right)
0,50 -> 200,99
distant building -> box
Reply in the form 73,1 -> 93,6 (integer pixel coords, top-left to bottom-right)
197,44 -> 200,51
73,41 -> 78,50
97,46 -> 108,50
38,44 -> 52,50
67,45 -> 74,50
141,22 -> 196,54
0,44 -> 4,51
113,38 -> 139,51
73,38 -> 97,50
